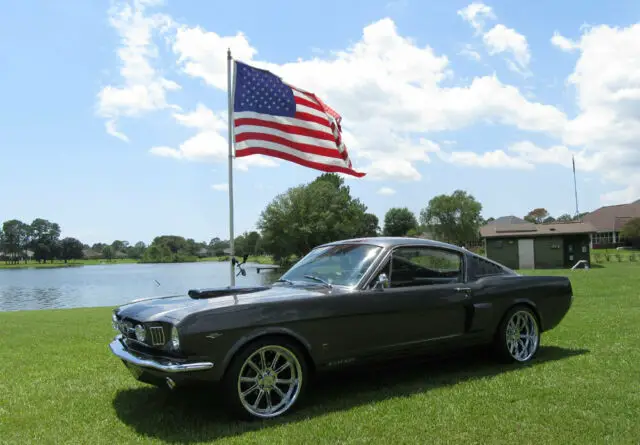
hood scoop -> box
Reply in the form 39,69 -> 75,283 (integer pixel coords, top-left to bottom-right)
188,286 -> 271,300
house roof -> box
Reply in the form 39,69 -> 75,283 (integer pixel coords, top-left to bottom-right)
581,200 -> 640,232
480,221 -> 596,238
486,215 -> 529,225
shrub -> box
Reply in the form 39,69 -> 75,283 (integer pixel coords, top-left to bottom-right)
593,253 -> 602,263
615,253 -> 623,262
630,253 -> 637,262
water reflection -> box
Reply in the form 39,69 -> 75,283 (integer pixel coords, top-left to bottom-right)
0,262 -> 281,312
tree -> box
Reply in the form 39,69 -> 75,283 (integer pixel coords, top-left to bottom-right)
621,217 -> 640,248
111,240 -> 129,255
127,241 -> 147,259
556,213 -> 573,222
29,218 -> 61,263
1,219 -> 30,264
543,216 -> 556,223
102,245 -> 115,261
419,190 -> 483,246
141,235 -> 198,263
383,207 -> 418,236
60,237 -> 85,263
524,208 -> 550,224
245,230 -> 261,255
209,237 -> 230,256
257,173 -> 374,261
361,213 -> 380,237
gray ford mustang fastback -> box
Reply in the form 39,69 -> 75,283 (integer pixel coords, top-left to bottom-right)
109,237 -> 573,420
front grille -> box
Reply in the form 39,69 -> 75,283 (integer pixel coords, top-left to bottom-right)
148,326 -> 166,346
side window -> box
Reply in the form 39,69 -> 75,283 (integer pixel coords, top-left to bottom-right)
472,256 -> 506,278
389,247 -> 463,287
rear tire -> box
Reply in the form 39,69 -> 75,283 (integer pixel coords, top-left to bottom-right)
493,305 -> 540,363
221,337 -> 309,420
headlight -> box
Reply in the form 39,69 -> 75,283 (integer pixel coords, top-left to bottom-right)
134,324 -> 146,342
171,326 -> 180,350
112,313 -> 118,331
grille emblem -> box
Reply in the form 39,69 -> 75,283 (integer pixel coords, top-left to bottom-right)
149,326 -> 166,346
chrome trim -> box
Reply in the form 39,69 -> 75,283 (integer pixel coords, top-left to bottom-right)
148,326 -> 166,346
109,335 -> 213,373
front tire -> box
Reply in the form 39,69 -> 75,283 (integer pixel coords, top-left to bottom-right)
222,337 -> 308,420
493,305 -> 540,363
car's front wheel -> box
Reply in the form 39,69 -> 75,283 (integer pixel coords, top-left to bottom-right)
222,337 -> 308,420
494,305 -> 540,363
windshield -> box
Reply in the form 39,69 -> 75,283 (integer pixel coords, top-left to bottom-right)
279,243 -> 383,287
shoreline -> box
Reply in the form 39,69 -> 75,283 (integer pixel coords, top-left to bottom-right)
0,255 -> 275,270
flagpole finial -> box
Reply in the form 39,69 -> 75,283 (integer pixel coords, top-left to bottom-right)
227,48 -> 231,60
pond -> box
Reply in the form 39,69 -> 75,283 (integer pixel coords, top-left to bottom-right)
0,262 -> 280,312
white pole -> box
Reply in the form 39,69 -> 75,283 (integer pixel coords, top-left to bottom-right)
227,48 -> 235,287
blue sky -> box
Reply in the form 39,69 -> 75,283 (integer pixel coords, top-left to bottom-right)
2,0 -> 640,245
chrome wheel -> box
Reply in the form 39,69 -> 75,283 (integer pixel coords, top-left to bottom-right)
505,310 -> 539,362
236,345 -> 303,419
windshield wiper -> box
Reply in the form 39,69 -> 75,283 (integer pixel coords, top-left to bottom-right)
275,278 -> 294,285
303,275 -> 333,288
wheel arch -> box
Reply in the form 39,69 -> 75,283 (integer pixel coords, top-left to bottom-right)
496,299 -> 543,335
219,328 -> 316,379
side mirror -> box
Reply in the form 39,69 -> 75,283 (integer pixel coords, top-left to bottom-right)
373,273 -> 389,290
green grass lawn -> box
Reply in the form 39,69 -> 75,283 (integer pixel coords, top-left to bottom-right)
1,262 -> 639,444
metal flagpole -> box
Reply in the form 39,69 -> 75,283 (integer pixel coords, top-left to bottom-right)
572,155 -> 579,218
227,48 -> 235,287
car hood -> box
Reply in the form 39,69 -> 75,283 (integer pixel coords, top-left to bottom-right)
114,284 -> 332,323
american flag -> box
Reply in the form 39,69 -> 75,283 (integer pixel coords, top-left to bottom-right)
232,61 -> 365,177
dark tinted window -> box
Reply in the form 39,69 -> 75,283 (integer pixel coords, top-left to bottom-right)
387,247 -> 463,287
471,256 -> 506,277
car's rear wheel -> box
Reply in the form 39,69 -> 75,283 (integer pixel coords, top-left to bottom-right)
494,305 -> 540,363
222,337 -> 308,420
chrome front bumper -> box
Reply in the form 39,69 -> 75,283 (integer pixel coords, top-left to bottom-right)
109,335 -> 214,373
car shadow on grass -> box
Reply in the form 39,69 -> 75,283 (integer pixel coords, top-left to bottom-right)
112,345 -> 588,443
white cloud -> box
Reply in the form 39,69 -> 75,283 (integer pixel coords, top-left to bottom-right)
458,4 -> 531,75
211,183 -> 228,191
458,3 -> 496,33
483,24 -> 531,72
561,23 -> 640,203
172,103 -> 226,131
172,25 -> 257,90
234,156 -> 279,171
377,187 -> 396,195
105,119 -> 130,142
103,1 -> 640,203
439,149 -> 534,170
459,44 -> 482,61
507,141 -> 579,167
148,103 -> 278,169
166,17 -> 565,180
96,0 -> 179,141
149,145 -> 181,158
551,31 -> 579,52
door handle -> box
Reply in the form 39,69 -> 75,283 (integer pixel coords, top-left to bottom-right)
454,287 -> 471,293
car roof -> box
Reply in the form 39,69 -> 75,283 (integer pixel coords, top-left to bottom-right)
317,236 -> 468,253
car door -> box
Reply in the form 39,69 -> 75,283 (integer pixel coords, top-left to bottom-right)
360,245 -> 470,351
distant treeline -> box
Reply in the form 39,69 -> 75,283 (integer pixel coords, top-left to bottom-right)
0,218 -> 263,265
5,174 -> 618,266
